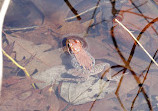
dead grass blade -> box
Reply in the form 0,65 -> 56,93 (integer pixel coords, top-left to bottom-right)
2,49 -> 36,88
0,0 -> 11,96
114,18 -> 158,68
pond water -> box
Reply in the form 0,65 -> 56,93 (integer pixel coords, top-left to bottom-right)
1,0 -> 158,111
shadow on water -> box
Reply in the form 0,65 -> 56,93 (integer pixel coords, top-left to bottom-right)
2,0 -> 158,111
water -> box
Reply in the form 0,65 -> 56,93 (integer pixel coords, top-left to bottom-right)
2,0 -> 158,110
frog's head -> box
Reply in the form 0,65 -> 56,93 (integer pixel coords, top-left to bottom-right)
66,39 -> 82,54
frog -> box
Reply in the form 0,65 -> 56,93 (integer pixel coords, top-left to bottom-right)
33,34 -> 103,88
61,34 -> 97,80
62,34 -> 95,70
33,34 -> 117,87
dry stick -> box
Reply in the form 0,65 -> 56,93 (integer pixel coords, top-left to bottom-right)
65,0 -> 147,22
15,54 -> 35,76
65,5 -> 99,21
111,25 -> 152,110
126,17 -> 158,76
129,17 -> 158,66
115,19 -> 158,68
114,19 -> 153,111
2,49 -> 36,88
85,0 -> 101,37
110,26 -> 129,110
131,49 -> 158,110
115,69 -> 127,111
121,10 -> 153,20
3,31 -> 51,67
130,0 -> 158,38
0,0 -> 11,95
4,25 -> 39,31
64,0 -> 81,20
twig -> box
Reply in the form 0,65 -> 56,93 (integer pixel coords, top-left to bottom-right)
3,31 -> 51,67
114,18 -> 158,68
65,5 -> 99,21
2,49 -> 36,88
0,0 -> 11,96
131,49 -> 158,110
4,25 -> 39,31
64,0 -> 81,20
85,0 -> 101,37
111,21 -> 153,111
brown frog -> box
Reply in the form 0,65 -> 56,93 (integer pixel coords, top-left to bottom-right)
62,35 -> 95,70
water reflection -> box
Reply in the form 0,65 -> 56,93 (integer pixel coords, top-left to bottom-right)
4,0 -> 44,28
2,0 -> 158,111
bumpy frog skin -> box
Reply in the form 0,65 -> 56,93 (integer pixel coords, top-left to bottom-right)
65,37 -> 95,70
66,39 -> 82,54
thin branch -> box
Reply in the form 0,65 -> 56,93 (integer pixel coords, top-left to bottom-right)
111,23 -> 153,111
64,0 -> 81,20
2,49 -> 36,88
115,19 -> 158,67
131,49 -> 158,110
129,0 -> 158,37
85,0 -> 101,37
0,0 -> 11,96
65,5 -> 99,21
4,25 -> 39,31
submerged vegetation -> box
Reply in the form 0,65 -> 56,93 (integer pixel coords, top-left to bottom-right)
1,0 -> 158,110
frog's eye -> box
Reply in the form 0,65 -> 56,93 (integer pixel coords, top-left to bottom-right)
67,43 -> 70,48
68,43 -> 72,47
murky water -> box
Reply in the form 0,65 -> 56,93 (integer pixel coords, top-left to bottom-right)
2,0 -> 158,111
